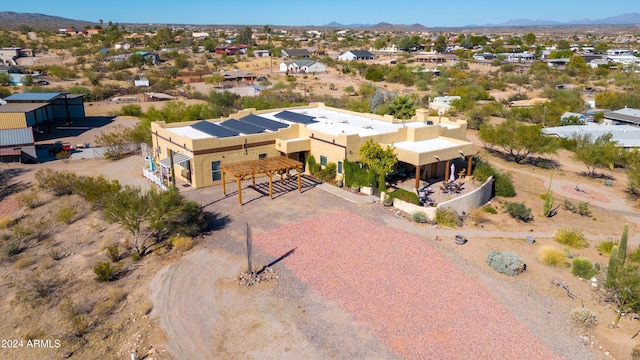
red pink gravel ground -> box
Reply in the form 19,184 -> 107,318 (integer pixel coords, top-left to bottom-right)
254,210 -> 562,360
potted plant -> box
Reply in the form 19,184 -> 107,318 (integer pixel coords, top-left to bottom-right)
336,176 -> 343,188
383,192 -> 394,207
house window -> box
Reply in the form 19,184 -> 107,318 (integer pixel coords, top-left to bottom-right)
211,161 -> 221,181
258,153 -> 267,159
337,161 -> 343,174
320,155 -> 327,166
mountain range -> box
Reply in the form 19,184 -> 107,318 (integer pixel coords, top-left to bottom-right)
325,13 -> 640,28
0,11 -> 638,31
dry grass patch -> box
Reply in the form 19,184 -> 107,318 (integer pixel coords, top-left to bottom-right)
537,246 -> 570,267
171,235 -> 194,252
553,228 -> 588,248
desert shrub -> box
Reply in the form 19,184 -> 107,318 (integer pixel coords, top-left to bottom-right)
537,246 -> 570,267
494,172 -> 516,197
468,207 -> 489,225
55,205 -> 76,224
13,256 -> 33,270
17,189 -> 40,209
35,168 -> 78,196
106,244 -> 121,262
628,248 -> 640,264
482,205 -> 497,214
49,247 -> 62,261
570,307 -> 598,328
119,104 -> 143,116
554,228 -> 587,248
572,257 -> 597,279
412,211 -> 428,223
578,202 -> 591,216
73,175 -> 121,210
93,289 -> 126,316
486,250 -> 526,276
597,240 -> 618,255
0,216 -> 14,229
505,201 -> 532,222
59,299 -> 91,338
633,343 -> 640,360
387,188 -> 420,205
130,251 -> 141,262
564,199 -> 591,216
3,241 -> 23,256
16,270 -> 62,303
170,235 -> 194,252
435,207 -> 460,228
56,151 -> 71,160
93,261 -> 121,282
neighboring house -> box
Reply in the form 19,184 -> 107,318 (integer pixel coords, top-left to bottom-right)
560,112 -> 587,124
135,51 -> 159,65
0,127 -> 36,163
114,42 -> 131,51
0,48 -> 22,66
254,50 -> 270,58
219,70 -> 257,82
429,96 -> 461,112
134,76 -> 150,87
279,60 -> 326,74
2,92 -> 86,129
508,98 -> 551,108
214,45 -> 247,55
192,32 -> 209,39
149,103 -> 475,190
603,107 -> 640,126
543,124 -> 640,149
546,58 -> 570,67
280,49 -> 311,58
337,50 -> 375,61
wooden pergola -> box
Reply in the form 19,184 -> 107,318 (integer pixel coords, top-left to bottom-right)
221,157 -> 304,204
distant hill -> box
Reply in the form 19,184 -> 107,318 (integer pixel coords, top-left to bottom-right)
473,12 -> 640,27
324,21 -> 429,31
0,12 -> 94,30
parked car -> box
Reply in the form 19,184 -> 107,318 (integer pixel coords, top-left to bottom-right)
36,80 -> 49,85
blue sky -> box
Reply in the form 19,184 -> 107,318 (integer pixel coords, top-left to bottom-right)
2,1 -> 639,27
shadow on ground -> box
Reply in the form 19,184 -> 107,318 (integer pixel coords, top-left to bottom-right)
0,167 -> 31,201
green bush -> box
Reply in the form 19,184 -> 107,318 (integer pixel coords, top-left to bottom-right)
505,201 -> 532,222
572,257 -> 597,279
578,202 -> 591,216
482,205 -> 497,214
486,250 -> 526,276
472,157 -> 515,197
537,246 -> 570,267
35,168 -> 78,197
412,211 -> 428,223
3,241 -> 23,256
119,104 -> 143,116
435,207 -> 460,228
130,251 -> 141,262
55,205 -> 76,224
106,245 -> 121,262
387,188 -> 420,205
554,228 -> 588,248
628,248 -> 640,264
93,261 -> 120,282
318,162 -> 337,182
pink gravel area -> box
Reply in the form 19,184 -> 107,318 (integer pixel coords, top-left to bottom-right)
254,210 -> 561,360
561,185 -> 609,203
0,197 -> 20,217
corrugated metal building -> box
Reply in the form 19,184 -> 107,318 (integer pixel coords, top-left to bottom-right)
3,92 -> 86,124
0,127 -> 36,163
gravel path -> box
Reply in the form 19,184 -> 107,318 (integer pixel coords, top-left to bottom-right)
254,210 -> 563,360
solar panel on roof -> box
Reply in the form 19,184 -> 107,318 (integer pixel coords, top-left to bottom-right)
274,110 -> 316,124
191,121 -> 239,138
239,114 -> 289,131
220,119 -> 264,134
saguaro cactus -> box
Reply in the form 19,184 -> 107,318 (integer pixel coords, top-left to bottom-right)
607,245 -> 619,285
619,223 -> 628,267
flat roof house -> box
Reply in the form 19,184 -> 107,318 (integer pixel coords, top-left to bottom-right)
150,103 -> 474,192
603,107 -> 640,126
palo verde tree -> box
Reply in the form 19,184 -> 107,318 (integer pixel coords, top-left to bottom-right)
573,133 -> 619,177
102,186 -> 205,257
478,118 -> 558,163
358,139 -> 397,193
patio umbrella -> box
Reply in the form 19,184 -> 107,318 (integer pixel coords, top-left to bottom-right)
148,156 -> 156,171
449,163 -> 456,182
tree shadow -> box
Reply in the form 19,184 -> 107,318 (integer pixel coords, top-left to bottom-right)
203,211 -> 231,233
577,171 -> 615,180
0,167 -> 31,201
